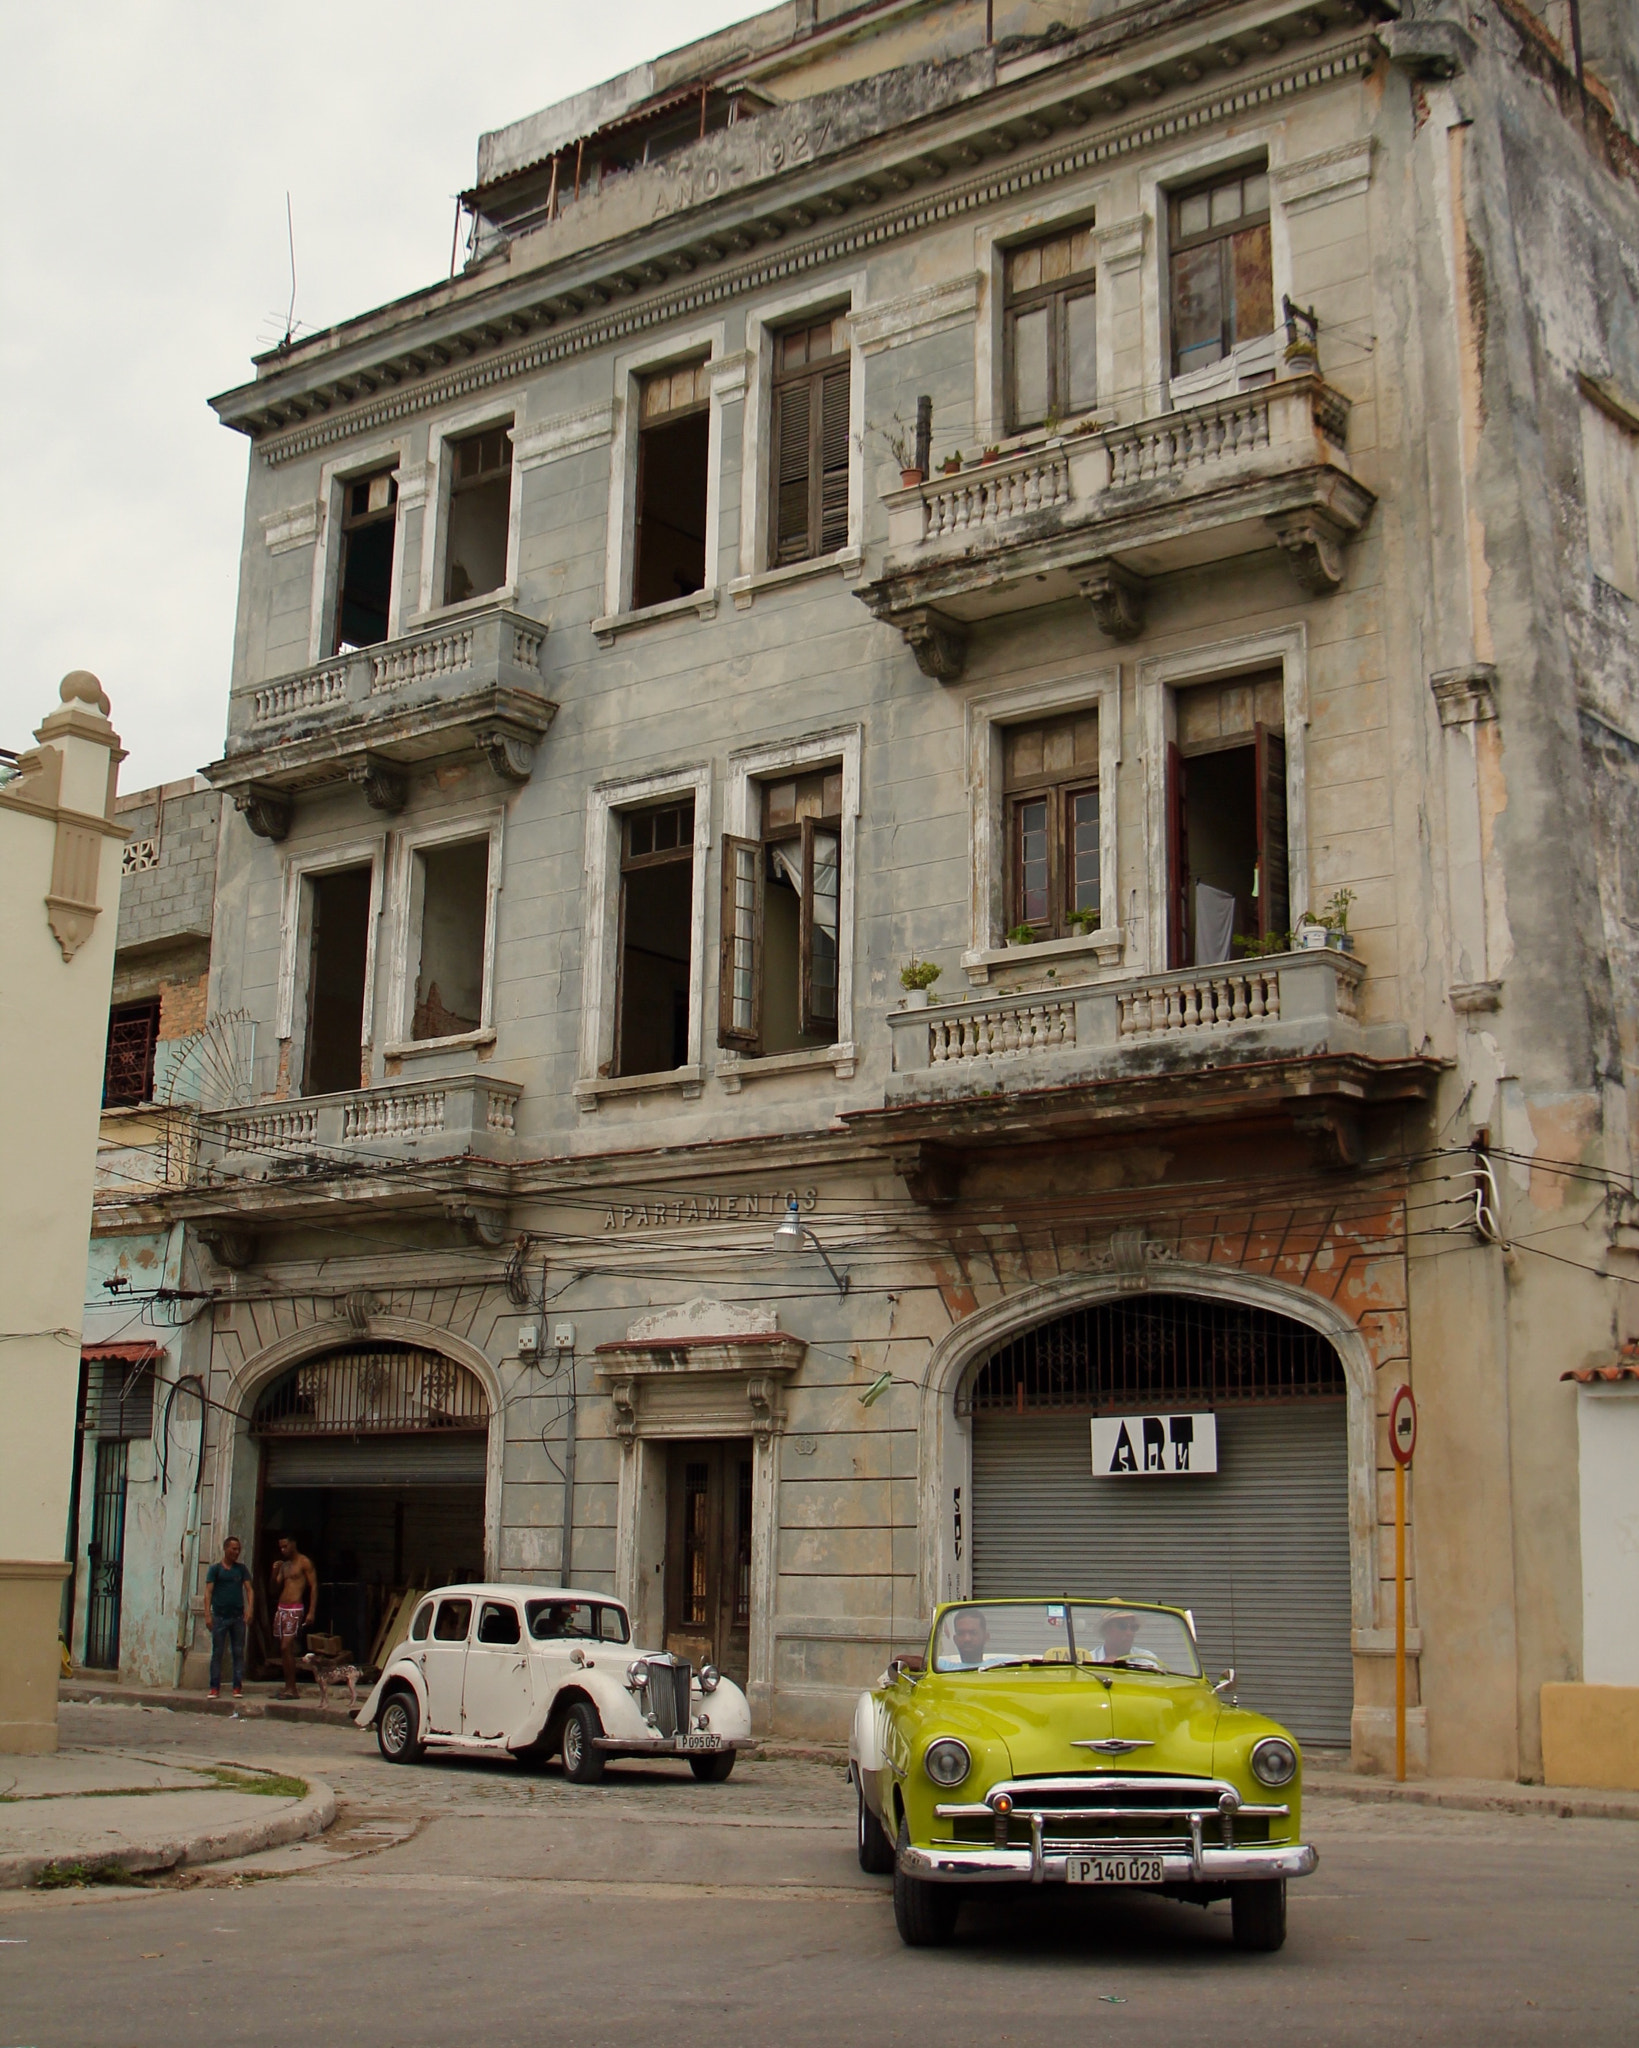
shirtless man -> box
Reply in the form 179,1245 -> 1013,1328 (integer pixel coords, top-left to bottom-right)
270,1536 -> 317,1699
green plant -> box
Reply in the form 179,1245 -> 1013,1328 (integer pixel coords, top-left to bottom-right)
899,956 -> 942,992
1007,923 -> 1040,946
980,445 -> 1002,463
1043,410 -> 1062,437
35,1861 -> 147,1890
1322,887 -> 1356,934
1233,930 -> 1292,958
1067,907 -> 1099,936
872,414 -> 919,470
940,451 -> 963,475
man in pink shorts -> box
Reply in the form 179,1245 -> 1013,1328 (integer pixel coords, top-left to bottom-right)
270,1535 -> 317,1699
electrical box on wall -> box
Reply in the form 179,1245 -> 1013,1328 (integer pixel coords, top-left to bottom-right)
518,1323 -> 540,1359
553,1322 -> 576,1352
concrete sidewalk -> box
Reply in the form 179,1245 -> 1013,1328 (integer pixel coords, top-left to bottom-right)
0,1742 -> 334,1889
61,1677 -> 361,1728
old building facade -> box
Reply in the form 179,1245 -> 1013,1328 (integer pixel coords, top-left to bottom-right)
90,0 -> 1639,1777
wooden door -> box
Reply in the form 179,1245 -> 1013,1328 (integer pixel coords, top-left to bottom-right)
664,1440 -> 753,1688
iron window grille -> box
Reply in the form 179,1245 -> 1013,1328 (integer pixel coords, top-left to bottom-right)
962,1295 -> 1344,1416
83,1360 -> 156,1440
251,1349 -> 490,1436
103,999 -> 161,1108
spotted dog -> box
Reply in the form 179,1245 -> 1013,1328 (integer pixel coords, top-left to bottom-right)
298,1652 -> 363,1711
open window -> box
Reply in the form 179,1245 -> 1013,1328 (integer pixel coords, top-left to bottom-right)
770,316 -> 849,568
1168,164 -> 1273,386
1004,223 -> 1097,432
720,767 -> 842,1056
103,999 -> 161,1108
1003,712 -> 1100,940
333,469 -> 398,652
1165,673 -> 1287,967
634,360 -> 710,608
302,865 -> 373,1095
616,797 -> 696,1077
444,425 -> 512,605
409,839 -> 490,1042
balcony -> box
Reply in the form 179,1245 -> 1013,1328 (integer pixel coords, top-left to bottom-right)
205,604 -> 554,838
196,1072 -> 522,1178
857,375 -> 1374,679
861,950 -> 1439,1176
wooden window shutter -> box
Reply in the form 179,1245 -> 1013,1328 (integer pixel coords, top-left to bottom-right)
718,834 -> 764,1051
773,381 -> 812,566
1255,723 -> 1289,941
818,365 -> 850,555
798,818 -> 841,1039
1166,741 -> 1188,969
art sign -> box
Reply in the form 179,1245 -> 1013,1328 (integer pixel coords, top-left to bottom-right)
1091,1412 -> 1218,1477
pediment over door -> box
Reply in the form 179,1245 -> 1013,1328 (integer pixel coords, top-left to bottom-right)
594,1300 -> 805,1447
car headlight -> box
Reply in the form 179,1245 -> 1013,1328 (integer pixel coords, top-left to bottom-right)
1250,1736 -> 1298,1788
923,1738 -> 971,1788
626,1660 -> 649,1692
698,1664 -> 721,1694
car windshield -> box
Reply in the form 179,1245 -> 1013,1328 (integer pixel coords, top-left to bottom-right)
931,1602 -> 1201,1679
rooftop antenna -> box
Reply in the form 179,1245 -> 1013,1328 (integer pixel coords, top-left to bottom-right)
281,191 -> 298,350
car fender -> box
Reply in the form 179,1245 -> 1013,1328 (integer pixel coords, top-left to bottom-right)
356,1654 -> 427,1732
851,1690 -> 892,1815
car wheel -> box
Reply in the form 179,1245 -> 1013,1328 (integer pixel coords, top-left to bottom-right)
689,1751 -> 736,1783
1231,1879 -> 1287,1953
376,1688 -> 423,1765
560,1701 -> 607,1784
892,1815 -> 958,1947
858,1786 -> 896,1874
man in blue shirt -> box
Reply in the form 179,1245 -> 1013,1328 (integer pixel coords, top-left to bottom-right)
205,1536 -> 254,1699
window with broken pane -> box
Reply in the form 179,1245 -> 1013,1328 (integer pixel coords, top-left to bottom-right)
1003,223 -> 1098,431
770,317 -> 850,568
1168,166 -> 1273,379
1003,713 -> 1100,939
444,425 -> 512,605
634,358 -> 711,609
616,797 -> 696,1077
719,766 -> 843,1056
103,999 -> 161,1108
1165,671 -> 1288,968
411,839 -> 490,1041
333,469 -> 398,652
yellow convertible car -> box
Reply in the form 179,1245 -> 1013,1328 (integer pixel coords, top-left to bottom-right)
850,1597 -> 1317,1952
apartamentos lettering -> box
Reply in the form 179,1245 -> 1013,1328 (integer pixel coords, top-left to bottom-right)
601,1187 -> 820,1231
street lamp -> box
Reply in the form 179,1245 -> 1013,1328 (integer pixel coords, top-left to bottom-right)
773,1196 -> 850,1296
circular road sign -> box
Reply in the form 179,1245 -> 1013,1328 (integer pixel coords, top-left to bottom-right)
1389,1384 -> 1418,1468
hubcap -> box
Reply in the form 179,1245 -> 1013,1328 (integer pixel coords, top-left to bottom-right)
565,1721 -> 581,1767
383,1701 -> 407,1752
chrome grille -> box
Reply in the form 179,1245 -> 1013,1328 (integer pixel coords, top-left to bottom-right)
643,1655 -> 692,1738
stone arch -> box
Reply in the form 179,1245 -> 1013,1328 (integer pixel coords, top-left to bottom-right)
210,1317 -> 505,1580
916,1263 -> 1378,1640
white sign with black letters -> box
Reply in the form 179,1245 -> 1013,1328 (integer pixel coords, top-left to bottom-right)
1092,1412 -> 1217,1476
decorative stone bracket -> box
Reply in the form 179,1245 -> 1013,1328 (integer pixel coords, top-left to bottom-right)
899,606 -> 968,683
594,1300 -> 806,1452
350,754 -> 408,814
234,787 -> 293,842
1268,509 -> 1351,595
1079,558 -> 1147,640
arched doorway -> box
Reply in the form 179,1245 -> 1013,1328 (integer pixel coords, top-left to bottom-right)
965,1291 -> 1352,1745
251,1346 -> 490,1673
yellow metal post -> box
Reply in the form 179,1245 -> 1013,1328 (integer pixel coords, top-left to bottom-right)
1394,1460 -> 1407,1783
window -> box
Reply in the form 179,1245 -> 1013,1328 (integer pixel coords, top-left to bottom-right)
1004,224 -> 1098,431
303,865 -> 373,1095
616,797 -> 696,1077
770,316 -> 849,567
1168,165 -> 1273,380
333,469 -> 398,652
597,1603 -> 630,1644
1003,714 -> 1101,940
1581,385 -> 1639,599
1165,673 -> 1287,967
634,360 -> 711,608
720,766 -> 843,1055
476,1600 -> 521,1646
84,1358 -> 156,1438
432,1597 -> 473,1642
410,839 -> 490,1042
444,426 -> 512,605
410,1601 -> 433,1642
103,1000 -> 160,1108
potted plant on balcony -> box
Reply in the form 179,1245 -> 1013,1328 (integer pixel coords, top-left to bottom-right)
899,957 -> 942,1010
1006,923 -> 1041,948
873,415 -> 924,488
1295,889 -> 1356,954
1067,908 -> 1100,938
939,451 -> 963,477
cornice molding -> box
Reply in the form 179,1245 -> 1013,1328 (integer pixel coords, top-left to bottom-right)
252,35 -> 1379,468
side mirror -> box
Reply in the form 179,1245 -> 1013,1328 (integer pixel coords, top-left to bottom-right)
888,1653 -> 925,1682
1212,1668 -> 1236,1698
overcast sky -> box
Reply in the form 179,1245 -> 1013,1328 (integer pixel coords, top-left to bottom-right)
0,2 -> 758,792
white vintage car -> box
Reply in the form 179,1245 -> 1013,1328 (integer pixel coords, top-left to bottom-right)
355,1583 -> 753,1782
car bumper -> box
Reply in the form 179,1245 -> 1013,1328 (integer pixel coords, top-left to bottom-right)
899,1840 -> 1318,1885
591,1734 -> 756,1758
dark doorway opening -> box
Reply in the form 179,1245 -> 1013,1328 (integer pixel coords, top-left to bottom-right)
634,412 -> 710,608
84,1440 -> 129,1669
664,1439 -> 753,1689
303,865 -> 372,1096
333,470 -> 398,652
616,799 -> 694,1076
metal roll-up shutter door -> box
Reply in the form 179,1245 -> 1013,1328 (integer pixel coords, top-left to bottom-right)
972,1402 -> 1352,1746
261,1432 -> 488,1488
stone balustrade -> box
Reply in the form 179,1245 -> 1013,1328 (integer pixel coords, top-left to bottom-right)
886,947 -> 1373,1094
197,1073 -> 522,1173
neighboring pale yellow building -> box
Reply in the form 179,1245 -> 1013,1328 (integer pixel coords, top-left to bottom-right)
0,674 -> 124,1752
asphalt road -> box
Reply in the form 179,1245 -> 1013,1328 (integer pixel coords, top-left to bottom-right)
1,1704 -> 1635,2047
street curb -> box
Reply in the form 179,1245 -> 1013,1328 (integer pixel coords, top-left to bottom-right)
0,1775 -> 337,1891
1305,1771 -> 1639,1823
60,1682 -> 358,1729
754,1742 -> 849,1765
